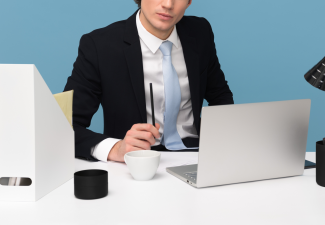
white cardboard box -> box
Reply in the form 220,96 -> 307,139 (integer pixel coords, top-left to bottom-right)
0,64 -> 74,201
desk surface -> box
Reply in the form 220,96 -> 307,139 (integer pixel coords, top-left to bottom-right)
1,152 -> 324,225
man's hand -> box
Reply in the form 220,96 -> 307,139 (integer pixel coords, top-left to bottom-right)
107,123 -> 161,162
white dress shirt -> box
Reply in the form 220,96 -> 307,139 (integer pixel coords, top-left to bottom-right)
91,10 -> 198,162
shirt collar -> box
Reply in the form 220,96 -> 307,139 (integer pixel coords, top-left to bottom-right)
136,9 -> 179,54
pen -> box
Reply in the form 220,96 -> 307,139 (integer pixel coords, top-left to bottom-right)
149,83 -> 155,127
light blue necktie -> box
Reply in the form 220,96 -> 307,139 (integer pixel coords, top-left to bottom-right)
159,41 -> 196,150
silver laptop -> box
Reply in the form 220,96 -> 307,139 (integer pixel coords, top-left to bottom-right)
166,99 -> 311,188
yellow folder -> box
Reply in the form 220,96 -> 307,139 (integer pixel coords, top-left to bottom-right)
53,90 -> 74,128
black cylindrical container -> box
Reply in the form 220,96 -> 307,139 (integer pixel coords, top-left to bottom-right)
74,169 -> 108,200
316,141 -> 325,187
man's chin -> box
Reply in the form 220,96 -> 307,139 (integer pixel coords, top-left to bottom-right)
152,22 -> 174,32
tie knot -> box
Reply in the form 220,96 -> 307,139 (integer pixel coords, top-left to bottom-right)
159,41 -> 173,56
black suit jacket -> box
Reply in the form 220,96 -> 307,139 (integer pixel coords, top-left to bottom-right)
64,9 -> 234,162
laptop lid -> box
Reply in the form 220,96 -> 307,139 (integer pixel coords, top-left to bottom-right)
197,99 -> 311,188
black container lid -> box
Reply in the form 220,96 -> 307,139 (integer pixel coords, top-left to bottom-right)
74,169 -> 108,200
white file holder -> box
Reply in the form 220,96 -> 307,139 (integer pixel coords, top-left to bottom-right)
0,64 -> 74,201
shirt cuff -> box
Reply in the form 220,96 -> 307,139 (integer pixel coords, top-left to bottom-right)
91,138 -> 121,162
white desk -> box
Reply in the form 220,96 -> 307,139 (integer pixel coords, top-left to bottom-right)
0,152 -> 324,225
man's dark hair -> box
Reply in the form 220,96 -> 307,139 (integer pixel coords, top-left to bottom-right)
134,0 -> 141,8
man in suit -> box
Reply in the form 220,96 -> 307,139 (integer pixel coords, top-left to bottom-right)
64,0 -> 234,162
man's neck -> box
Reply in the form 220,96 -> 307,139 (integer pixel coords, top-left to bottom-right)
139,10 -> 174,40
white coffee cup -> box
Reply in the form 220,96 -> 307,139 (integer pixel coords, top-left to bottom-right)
124,150 -> 161,181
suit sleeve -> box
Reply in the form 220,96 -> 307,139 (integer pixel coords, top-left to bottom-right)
203,19 -> 234,106
64,34 -> 109,161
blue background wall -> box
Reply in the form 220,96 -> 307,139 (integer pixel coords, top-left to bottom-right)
1,0 -> 324,152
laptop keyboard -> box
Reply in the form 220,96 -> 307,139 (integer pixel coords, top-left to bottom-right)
184,171 -> 197,181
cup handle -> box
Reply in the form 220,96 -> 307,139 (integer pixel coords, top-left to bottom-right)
124,154 -> 127,164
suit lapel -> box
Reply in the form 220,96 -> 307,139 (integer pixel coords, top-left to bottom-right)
176,20 -> 201,134
123,10 -> 147,123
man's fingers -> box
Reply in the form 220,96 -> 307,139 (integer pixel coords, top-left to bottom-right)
131,123 -> 160,139
125,137 -> 151,150
126,130 -> 155,145
126,146 -> 146,153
